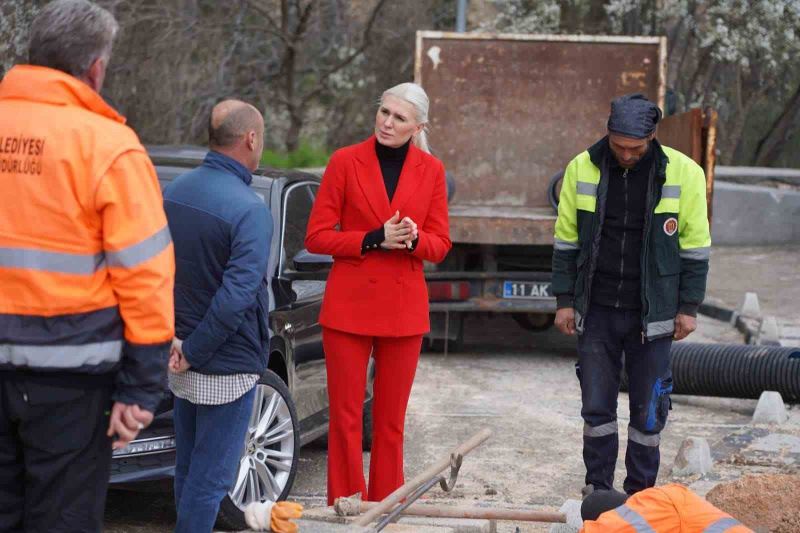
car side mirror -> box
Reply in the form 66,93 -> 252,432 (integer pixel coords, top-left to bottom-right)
292,249 -> 333,272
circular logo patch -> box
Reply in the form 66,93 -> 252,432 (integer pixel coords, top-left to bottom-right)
663,217 -> 678,236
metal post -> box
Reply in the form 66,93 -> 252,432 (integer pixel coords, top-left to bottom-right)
456,0 -> 467,33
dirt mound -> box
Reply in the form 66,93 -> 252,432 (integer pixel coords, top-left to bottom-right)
706,474 -> 800,532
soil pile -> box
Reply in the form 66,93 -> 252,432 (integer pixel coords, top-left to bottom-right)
706,474 -> 800,532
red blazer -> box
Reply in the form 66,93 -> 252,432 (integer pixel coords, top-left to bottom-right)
305,136 -> 451,337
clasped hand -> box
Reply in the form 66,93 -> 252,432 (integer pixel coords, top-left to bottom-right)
168,337 -> 191,374
382,211 -> 418,250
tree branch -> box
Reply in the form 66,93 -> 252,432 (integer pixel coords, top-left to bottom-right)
754,82 -> 800,165
300,0 -> 388,106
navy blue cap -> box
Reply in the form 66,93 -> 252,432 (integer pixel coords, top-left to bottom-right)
607,93 -> 662,139
581,489 -> 630,521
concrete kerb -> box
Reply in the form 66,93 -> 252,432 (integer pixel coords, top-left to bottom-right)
751,391 -> 789,425
697,299 -> 760,344
672,436 -> 713,477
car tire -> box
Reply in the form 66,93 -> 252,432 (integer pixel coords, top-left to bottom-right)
216,370 -> 300,531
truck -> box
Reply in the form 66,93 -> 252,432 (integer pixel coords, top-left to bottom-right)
414,32 -> 718,350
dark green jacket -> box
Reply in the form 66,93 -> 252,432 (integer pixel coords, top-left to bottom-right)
552,138 -> 711,340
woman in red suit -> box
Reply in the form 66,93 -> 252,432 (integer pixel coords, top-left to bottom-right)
305,82 -> 451,504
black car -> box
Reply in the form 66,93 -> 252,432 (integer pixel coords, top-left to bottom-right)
109,146 -> 374,529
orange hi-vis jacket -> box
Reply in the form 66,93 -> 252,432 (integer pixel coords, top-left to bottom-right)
581,484 -> 753,533
0,65 -> 174,412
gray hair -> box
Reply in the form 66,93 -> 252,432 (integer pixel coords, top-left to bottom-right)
381,82 -> 431,153
28,0 -> 119,78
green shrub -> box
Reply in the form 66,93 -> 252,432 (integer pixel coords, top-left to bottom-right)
261,142 -> 331,169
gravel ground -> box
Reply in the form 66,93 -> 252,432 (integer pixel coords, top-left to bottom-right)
105,244 -> 800,532
105,312 -> 798,533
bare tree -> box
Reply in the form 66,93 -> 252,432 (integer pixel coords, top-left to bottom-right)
0,1 -> 41,77
241,0 -> 388,151
754,81 -> 800,166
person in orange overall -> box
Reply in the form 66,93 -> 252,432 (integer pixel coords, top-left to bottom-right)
580,484 -> 753,532
0,1 -> 174,531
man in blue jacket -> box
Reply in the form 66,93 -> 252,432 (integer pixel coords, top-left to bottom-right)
164,99 -> 273,532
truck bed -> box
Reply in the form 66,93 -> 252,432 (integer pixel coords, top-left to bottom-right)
449,205 -> 556,245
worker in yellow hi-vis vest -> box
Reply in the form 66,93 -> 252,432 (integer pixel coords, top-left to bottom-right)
551,94 -> 711,496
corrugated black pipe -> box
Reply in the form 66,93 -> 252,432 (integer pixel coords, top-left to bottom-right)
621,343 -> 800,402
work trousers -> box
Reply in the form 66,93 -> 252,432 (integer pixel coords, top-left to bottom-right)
323,327 -> 422,505
576,305 -> 673,495
0,378 -> 113,533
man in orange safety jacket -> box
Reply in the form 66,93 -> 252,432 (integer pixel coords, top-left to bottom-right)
0,1 -> 174,531
580,483 -> 753,532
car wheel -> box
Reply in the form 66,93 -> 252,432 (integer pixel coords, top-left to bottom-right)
216,370 -> 299,530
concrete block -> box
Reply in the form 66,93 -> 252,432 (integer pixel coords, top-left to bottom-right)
757,316 -> 781,345
739,292 -> 761,320
549,525 -> 580,533
752,391 -> 788,425
278,519 -> 376,532
548,499 -> 582,532
396,516 -> 492,533
711,181 -> 800,245
672,436 -> 713,477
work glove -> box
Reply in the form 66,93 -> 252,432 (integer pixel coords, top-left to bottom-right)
244,500 -> 303,532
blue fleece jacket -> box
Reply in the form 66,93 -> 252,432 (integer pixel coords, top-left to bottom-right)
163,151 -> 272,375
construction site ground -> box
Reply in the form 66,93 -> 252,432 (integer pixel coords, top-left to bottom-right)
104,244 -> 800,532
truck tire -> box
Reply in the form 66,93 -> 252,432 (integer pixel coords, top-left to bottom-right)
512,312 -> 555,332
548,170 -> 564,212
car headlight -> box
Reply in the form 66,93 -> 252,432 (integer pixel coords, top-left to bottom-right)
112,436 -> 176,457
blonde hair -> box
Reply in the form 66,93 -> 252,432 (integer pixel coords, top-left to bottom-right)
381,82 -> 431,153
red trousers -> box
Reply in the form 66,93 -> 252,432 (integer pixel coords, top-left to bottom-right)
323,327 -> 422,505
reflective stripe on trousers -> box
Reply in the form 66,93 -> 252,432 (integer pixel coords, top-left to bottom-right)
584,421 -> 618,437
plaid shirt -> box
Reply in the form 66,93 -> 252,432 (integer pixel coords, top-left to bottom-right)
168,370 -> 259,405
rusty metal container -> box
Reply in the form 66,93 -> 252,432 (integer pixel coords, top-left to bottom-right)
415,32 -> 667,245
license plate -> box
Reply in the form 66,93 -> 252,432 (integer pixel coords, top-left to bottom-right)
502,281 -> 552,299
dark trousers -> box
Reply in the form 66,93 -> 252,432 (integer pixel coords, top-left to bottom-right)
173,387 -> 256,533
576,305 -> 673,495
0,379 -> 113,533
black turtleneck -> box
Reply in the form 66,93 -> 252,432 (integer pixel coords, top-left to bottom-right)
361,139 -> 417,253
376,138 -> 409,202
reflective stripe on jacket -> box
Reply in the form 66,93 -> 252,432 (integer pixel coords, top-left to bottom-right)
552,137 -> 711,340
581,484 -> 753,533
0,65 -> 174,411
